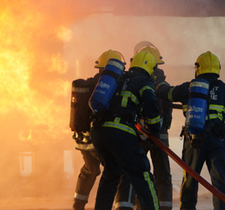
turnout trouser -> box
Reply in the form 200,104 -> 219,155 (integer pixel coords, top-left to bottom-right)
180,135 -> 225,210
73,149 -> 101,210
91,126 -> 160,210
115,132 -> 172,210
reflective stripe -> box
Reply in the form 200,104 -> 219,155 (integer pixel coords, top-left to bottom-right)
102,118 -> 137,136
72,87 -> 89,93
139,86 -> 155,97
128,183 -> 134,203
143,171 -> 159,210
209,104 -> 225,111
155,81 -> 167,92
74,142 -> 95,150
182,104 -> 187,115
107,59 -> 124,70
115,183 -> 134,209
121,91 -> 139,107
168,87 -> 175,102
74,192 -> 89,201
115,202 -> 134,209
182,104 -> 187,112
159,201 -> 173,207
114,117 -> 121,123
181,169 -> 187,197
146,115 -> 161,124
206,113 -> 223,121
208,104 -> 225,121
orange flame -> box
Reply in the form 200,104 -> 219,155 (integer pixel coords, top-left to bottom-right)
0,1 -> 73,142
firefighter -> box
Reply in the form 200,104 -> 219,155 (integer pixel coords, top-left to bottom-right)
156,51 -> 225,210
70,50 -> 125,210
115,42 -> 173,210
90,51 -> 161,210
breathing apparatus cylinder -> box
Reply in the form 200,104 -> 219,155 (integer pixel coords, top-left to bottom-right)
69,79 -> 92,133
185,78 -> 209,135
89,58 -> 125,114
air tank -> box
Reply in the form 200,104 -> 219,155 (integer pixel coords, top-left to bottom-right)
89,58 -> 125,114
185,78 -> 209,135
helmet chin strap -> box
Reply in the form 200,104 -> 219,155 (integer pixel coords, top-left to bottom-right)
98,67 -> 104,74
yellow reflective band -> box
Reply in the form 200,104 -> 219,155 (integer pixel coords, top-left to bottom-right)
182,104 -> 187,115
143,171 -> 159,210
182,104 -> 187,111
139,86 -> 155,97
102,119 -> 137,136
168,87 -> 175,102
218,113 -> 223,121
121,96 -> 128,107
121,91 -> 139,107
206,114 -> 223,121
146,115 -> 161,124
181,169 -> 187,192
155,81 -> 167,91
114,117 -> 121,123
209,104 -> 225,112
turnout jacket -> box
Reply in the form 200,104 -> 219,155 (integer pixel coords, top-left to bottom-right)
154,68 -> 173,133
156,74 -> 225,134
101,68 -> 161,136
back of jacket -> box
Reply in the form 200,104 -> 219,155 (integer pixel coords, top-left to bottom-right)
157,74 -> 225,135
154,68 -> 173,133
103,68 -> 161,136
157,81 -> 173,133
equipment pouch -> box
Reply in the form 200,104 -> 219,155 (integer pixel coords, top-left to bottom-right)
190,134 -> 203,149
90,110 -> 109,128
190,126 -> 212,149
180,126 -> 207,149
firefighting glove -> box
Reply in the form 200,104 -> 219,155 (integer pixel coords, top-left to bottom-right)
154,68 -> 166,87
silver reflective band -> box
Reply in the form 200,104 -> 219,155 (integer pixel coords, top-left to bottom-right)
159,201 -> 172,207
74,192 -> 89,201
107,59 -> 124,71
72,87 -> 89,93
115,202 -> 134,210
190,81 -> 209,89
74,142 -> 95,150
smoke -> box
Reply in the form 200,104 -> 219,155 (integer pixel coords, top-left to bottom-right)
112,0 -> 225,17
0,0 -> 225,209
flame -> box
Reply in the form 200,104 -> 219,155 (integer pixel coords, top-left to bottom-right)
0,1 -> 73,142
56,26 -> 73,43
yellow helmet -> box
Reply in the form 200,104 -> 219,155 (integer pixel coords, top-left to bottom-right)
195,51 -> 221,77
130,51 -> 156,76
94,50 -> 125,68
134,41 -> 164,65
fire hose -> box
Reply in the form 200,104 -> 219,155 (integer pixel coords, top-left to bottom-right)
135,122 -> 225,203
